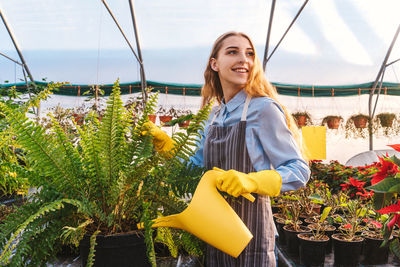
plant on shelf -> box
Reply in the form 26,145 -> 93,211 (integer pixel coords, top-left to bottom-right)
0,81 -> 212,266
345,113 -> 370,139
321,115 -> 343,129
291,111 -> 312,128
374,112 -> 400,137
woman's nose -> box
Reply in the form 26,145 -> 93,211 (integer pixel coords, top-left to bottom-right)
238,52 -> 249,63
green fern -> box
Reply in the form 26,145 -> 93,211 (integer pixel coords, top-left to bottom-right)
0,81 -> 211,265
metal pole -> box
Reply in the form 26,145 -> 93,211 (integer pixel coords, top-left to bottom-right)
0,7 -> 35,85
263,0 -> 276,73
128,0 -> 147,101
368,24 -> 400,150
266,0 -> 309,63
101,0 -> 141,63
0,51 -> 23,66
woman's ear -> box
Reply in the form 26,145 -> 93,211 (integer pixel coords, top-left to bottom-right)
210,58 -> 219,72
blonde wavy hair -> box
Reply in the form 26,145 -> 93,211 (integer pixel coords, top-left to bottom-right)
201,31 -> 306,157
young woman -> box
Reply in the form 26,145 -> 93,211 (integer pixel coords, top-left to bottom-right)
147,31 -> 310,266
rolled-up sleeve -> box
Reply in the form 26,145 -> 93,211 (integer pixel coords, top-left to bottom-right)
247,98 -> 310,192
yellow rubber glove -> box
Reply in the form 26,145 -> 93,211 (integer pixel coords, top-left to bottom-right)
143,121 -> 175,154
213,167 -> 282,198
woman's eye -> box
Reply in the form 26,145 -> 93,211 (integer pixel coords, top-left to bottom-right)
228,50 -> 237,55
247,51 -> 254,57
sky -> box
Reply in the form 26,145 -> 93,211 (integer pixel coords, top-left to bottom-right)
0,0 -> 400,85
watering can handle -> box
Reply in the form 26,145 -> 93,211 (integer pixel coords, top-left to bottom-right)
242,193 -> 255,202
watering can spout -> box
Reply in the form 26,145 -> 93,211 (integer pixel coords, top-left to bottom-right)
138,170 -> 253,258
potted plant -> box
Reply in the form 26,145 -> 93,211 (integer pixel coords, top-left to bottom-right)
282,201 -> 311,256
291,111 -> 312,128
157,106 -> 178,126
331,199 -> 366,267
297,207 -> 332,266
321,115 -> 343,129
345,114 -> 370,138
366,144 -> 400,259
374,112 -> 400,137
0,81 -> 212,266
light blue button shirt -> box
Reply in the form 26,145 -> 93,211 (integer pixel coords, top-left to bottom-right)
190,89 -> 310,192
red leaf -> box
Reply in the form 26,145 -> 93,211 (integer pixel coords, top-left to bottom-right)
388,144 -> 400,152
377,203 -> 400,214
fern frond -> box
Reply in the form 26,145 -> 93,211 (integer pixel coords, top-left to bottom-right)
86,230 -> 100,267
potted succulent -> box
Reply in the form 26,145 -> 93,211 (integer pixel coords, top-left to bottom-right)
345,113 -> 370,138
374,112 -> 400,137
0,81 -> 212,266
291,111 -> 312,128
321,115 -> 343,129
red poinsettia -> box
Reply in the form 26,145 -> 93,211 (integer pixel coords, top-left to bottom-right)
377,201 -> 400,229
370,156 -> 399,185
356,187 -> 374,199
340,177 -> 365,190
388,144 -> 400,152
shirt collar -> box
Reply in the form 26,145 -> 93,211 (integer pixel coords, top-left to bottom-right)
221,89 -> 247,113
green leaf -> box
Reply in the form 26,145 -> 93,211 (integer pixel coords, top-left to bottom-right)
319,207 -> 332,222
367,178 -> 400,193
390,238 -> 400,259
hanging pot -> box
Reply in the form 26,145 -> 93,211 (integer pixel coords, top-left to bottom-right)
159,115 -> 173,126
148,114 -> 157,123
293,114 -> 307,128
326,116 -> 342,129
79,231 -> 150,267
377,113 -> 396,127
283,225 -> 311,256
298,233 -> 329,267
352,115 -> 368,129
362,235 -> 391,265
332,233 -> 364,267
178,120 -> 191,128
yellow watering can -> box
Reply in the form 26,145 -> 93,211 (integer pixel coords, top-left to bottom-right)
138,170 -> 254,258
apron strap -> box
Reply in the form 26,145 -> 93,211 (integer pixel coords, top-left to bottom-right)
210,94 -> 252,125
241,95 -> 252,121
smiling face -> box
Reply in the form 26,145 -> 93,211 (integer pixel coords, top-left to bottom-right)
210,35 -> 255,101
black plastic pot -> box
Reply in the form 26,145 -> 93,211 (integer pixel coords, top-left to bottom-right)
283,225 -> 311,256
298,233 -> 328,267
362,236 -> 390,265
274,217 -> 287,247
332,233 -> 364,267
80,231 -> 150,267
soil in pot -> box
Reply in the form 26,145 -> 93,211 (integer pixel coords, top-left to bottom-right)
283,225 -> 311,256
362,235 -> 391,265
332,233 -> 364,267
298,233 -> 329,267
80,231 -> 150,267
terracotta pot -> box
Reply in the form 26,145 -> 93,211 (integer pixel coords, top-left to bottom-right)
159,115 -> 173,125
379,115 -> 395,127
352,115 -> 368,128
72,113 -> 84,125
326,116 -> 342,129
294,114 -> 307,128
178,120 -> 191,128
148,114 -> 157,123
332,233 -> 364,267
298,233 -> 329,266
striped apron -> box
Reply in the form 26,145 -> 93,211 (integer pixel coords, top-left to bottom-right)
204,95 -> 276,267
